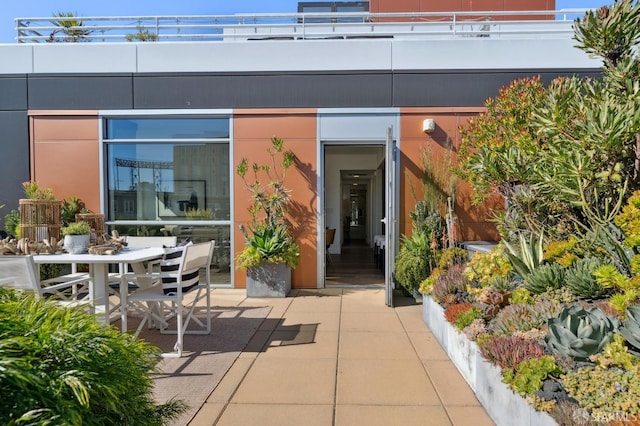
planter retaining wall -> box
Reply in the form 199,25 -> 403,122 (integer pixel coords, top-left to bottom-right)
422,296 -> 557,426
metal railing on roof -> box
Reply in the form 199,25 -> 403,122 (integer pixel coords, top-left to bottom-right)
14,9 -> 589,43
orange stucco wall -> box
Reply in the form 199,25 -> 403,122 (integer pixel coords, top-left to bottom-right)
29,112 -> 101,213
400,108 -> 501,242
233,109 -> 318,289
27,107 -> 500,288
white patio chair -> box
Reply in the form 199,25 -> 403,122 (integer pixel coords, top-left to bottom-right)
0,255 -> 91,306
114,235 -> 178,330
125,240 -> 215,357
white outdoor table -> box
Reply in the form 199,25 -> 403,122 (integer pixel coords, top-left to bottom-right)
33,247 -> 165,326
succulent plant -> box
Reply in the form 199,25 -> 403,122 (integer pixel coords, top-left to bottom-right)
546,306 -> 620,361
619,304 -> 640,354
489,300 -> 558,336
509,287 -> 533,305
431,263 -> 468,307
528,299 -> 562,323
462,318 -> 488,341
487,274 -> 513,292
454,307 -> 483,331
502,355 -> 563,397
444,302 -> 474,325
525,262 -> 566,295
479,335 -> 546,370
502,231 -> 545,279
565,257 -> 613,300
562,364 -> 640,419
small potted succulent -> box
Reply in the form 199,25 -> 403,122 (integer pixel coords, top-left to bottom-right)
61,221 -> 92,254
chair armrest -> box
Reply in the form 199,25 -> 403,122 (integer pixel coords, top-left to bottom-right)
122,272 -> 163,290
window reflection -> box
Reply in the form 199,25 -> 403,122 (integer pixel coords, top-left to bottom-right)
106,143 -> 229,221
103,115 -> 232,286
106,117 -> 229,139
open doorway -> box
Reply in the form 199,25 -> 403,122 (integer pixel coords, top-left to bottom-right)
323,144 -> 385,287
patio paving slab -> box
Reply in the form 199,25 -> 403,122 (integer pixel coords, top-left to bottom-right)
168,288 -> 494,425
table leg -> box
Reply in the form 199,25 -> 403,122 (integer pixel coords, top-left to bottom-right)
89,263 -> 110,324
119,263 -> 128,332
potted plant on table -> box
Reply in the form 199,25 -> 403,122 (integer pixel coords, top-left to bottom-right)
236,136 -> 300,297
61,221 -> 92,254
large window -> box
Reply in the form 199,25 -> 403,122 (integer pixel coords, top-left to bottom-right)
102,115 -> 231,284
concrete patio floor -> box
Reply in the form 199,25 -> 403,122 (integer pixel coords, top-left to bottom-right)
186,287 -> 495,426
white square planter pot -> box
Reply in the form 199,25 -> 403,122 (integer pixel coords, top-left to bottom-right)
422,296 -> 557,426
246,263 -> 291,298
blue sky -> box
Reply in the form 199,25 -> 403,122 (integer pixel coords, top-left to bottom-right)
0,1 -> 608,44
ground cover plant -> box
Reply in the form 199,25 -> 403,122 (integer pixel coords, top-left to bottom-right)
420,1 -> 640,423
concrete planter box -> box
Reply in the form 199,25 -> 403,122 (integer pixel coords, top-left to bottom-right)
422,296 -> 556,426
246,263 -> 291,297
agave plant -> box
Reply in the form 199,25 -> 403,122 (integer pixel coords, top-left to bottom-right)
545,305 -> 619,361
565,257 -> 613,300
525,262 -> 566,295
619,304 -> 640,354
502,231 -> 545,279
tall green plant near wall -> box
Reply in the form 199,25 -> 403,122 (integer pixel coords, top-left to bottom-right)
456,76 -> 576,240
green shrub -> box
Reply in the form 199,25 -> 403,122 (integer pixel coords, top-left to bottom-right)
4,209 -> 20,237
393,232 -> 433,294
0,289 -> 186,425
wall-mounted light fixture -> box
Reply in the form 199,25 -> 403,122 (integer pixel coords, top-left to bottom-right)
422,118 -> 436,134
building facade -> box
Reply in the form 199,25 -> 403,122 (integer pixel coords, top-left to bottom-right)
0,1 -> 601,289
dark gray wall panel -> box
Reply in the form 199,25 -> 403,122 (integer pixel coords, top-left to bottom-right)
27,75 -> 134,110
393,70 -> 602,107
0,76 -> 27,111
0,111 -> 30,228
133,73 -> 393,109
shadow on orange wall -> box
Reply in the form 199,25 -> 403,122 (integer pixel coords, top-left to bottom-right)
233,110 -> 318,289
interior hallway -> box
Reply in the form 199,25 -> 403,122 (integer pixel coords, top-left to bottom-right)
325,239 -> 384,287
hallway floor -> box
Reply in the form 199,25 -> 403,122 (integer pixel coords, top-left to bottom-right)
325,240 -> 384,287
